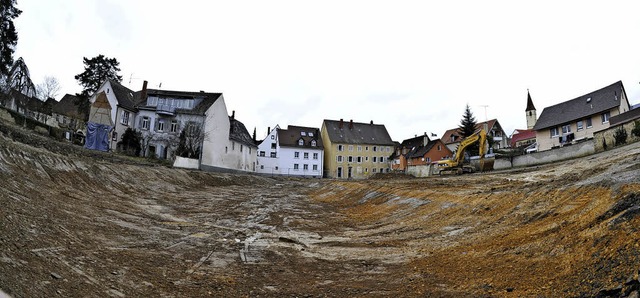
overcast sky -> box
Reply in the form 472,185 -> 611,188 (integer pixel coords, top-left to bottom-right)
13,0 -> 640,142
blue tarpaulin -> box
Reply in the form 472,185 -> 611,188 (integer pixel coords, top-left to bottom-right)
84,122 -> 112,152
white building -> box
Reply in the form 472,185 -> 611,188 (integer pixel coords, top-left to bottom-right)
256,125 -> 324,178
88,79 -> 138,150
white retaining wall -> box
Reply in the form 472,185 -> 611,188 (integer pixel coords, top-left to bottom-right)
494,140 -> 595,170
173,156 -> 200,169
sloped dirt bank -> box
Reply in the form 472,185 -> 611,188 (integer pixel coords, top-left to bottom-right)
1,120 -> 640,297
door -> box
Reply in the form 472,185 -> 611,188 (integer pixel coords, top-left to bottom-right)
348,167 -> 353,179
337,167 -> 342,178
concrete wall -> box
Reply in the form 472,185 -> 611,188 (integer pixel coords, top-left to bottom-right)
406,164 -> 436,177
173,156 -> 199,169
494,139 -> 595,170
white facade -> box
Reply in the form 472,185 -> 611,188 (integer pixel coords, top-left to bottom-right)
200,96 -> 257,173
256,125 -> 324,178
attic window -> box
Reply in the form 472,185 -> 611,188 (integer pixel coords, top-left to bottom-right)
586,97 -> 591,103
308,132 -> 314,137
301,131 -> 306,136
298,139 -> 304,146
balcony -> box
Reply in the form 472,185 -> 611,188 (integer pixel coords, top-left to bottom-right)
156,104 -> 175,116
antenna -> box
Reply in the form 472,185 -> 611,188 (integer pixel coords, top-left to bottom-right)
128,73 -> 141,86
478,105 -> 489,121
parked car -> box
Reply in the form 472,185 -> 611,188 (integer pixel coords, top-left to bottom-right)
525,142 -> 538,154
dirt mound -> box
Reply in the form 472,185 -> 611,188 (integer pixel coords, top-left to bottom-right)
2,118 -> 640,297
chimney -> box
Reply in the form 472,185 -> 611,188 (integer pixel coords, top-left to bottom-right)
267,126 -> 271,135
141,80 -> 148,101
370,120 -> 373,125
231,110 -> 235,120
339,119 -> 344,129
349,119 -> 353,130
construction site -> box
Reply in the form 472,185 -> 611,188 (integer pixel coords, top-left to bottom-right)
1,121 -> 640,298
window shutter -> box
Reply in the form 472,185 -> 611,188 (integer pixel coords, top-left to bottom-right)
138,117 -> 142,128
154,119 -> 159,132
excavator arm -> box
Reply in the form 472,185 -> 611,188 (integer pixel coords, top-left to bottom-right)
436,129 -> 488,175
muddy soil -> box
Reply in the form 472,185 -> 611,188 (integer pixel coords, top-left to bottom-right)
1,121 -> 640,297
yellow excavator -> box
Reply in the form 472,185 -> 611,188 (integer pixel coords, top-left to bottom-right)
436,129 -> 490,175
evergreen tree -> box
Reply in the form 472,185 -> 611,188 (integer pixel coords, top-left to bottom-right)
458,104 -> 477,138
457,104 -> 480,156
0,0 -> 21,78
74,55 -> 122,119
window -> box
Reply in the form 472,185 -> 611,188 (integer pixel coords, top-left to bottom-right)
586,118 -> 593,128
157,120 -> 165,132
313,153 -> 318,159
577,121 -> 584,131
177,100 -> 183,108
365,168 -> 368,173
260,165 -> 264,169
365,146 -> 369,151
275,166 -> 279,170
304,152 -> 309,159
348,156 -> 353,163
301,131 -> 306,136
357,156 -> 362,163
338,145 -> 344,151
380,168 -> 384,173
365,157 -> 369,161
380,157 -> 385,163
357,146 -> 362,152
308,132 -> 313,137
373,157 -> 377,162
373,146 -> 377,152
271,143 -> 276,149
337,156 -> 343,163
348,145 -> 353,151
437,145 -> 442,151
562,125 -> 571,134
311,140 -> 317,146
298,139 -> 304,146
225,146 -> 228,153
121,111 -> 130,125
260,151 -> 265,157
337,167 -> 343,178
386,147 -> 391,152
550,127 -> 559,138
232,142 -> 235,150
112,131 -> 117,141
303,164 -> 308,170
426,157 -> 431,163
602,112 -> 610,124
270,152 -> 276,158
294,152 -> 300,158
313,165 -> 318,171
170,120 -> 178,133
142,116 -> 150,130
240,145 -> 243,152
373,168 -> 377,173
271,135 -> 275,140
294,164 -> 299,170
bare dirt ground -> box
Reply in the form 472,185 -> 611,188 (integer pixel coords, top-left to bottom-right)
1,121 -> 640,297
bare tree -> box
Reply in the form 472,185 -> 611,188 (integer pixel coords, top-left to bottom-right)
36,76 -> 61,100
176,120 -> 207,159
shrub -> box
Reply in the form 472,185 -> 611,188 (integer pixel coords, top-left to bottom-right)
632,120 -> 640,138
613,126 -> 628,146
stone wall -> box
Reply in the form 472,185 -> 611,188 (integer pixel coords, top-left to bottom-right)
593,121 -> 640,152
406,164 -> 436,177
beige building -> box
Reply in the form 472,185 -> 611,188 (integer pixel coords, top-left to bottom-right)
321,119 -> 395,179
533,81 -> 631,151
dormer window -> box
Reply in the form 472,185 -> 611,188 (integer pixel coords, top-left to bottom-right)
311,140 -> 316,147
308,132 -> 314,137
298,139 -> 304,146
301,131 -> 306,136
586,97 -> 591,103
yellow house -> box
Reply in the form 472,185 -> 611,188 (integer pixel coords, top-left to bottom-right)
533,81 -> 631,151
321,119 -> 395,179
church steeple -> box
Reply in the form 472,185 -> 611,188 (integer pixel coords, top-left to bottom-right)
526,89 -> 537,129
